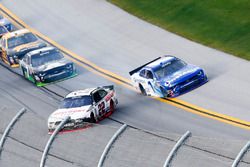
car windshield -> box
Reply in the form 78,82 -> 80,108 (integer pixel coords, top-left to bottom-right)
7,32 -> 38,49
60,96 -> 93,109
31,50 -> 64,67
154,59 -> 187,79
0,26 -> 7,34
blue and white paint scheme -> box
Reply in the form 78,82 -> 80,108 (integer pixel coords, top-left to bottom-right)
0,15 -> 13,32
129,56 -> 207,98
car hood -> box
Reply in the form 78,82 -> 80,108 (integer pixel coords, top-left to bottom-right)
160,64 -> 201,87
34,58 -> 71,72
49,105 -> 92,122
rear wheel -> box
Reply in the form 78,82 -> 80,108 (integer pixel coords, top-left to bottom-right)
90,113 -> 96,123
139,84 -> 147,96
110,100 -> 114,113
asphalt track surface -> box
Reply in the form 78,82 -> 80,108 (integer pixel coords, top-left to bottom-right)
2,0 -> 250,122
0,0 -> 250,166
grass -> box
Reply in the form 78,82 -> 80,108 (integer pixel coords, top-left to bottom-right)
108,0 -> 250,60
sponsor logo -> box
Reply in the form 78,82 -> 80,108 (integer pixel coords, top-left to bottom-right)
105,91 -> 114,102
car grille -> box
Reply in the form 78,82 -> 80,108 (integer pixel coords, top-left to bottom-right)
176,73 -> 205,93
43,64 -> 74,82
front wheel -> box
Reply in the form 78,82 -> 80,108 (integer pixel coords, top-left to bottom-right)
109,100 -> 114,113
32,74 -> 37,84
90,113 -> 96,123
139,84 -> 147,96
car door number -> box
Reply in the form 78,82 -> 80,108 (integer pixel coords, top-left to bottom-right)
98,101 -> 105,116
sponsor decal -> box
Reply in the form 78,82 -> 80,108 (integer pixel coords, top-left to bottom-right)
105,91 -> 114,102
53,109 -> 86,116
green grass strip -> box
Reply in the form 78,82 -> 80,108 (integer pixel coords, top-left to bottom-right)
109,0 -> 250,60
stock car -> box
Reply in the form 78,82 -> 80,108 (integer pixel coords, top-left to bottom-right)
19,46 -> 77,86
0,14 -> 13,32
47,86 -> 118,132
129,55 -> 207,97
0,29 -> 46,67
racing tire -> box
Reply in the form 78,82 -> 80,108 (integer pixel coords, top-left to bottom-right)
110,100 -> 114,113
32,74 -> 37,84
139,84 -> 147,96
90,113 -> 96,123
160,87 -> 168,97
21,67 -> 26,78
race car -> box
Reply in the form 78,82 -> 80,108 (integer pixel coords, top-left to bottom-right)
19,46 -> 77,86
0,14 -> 13,32
129,55 -> 207,97
0,29 -> 46,67
47,86 -> 118,132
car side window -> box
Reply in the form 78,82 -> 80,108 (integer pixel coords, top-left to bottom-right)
146,70 -> 153,79
93,91 -> 102,103
98,89 -> 107,99
139,69 -> 146,78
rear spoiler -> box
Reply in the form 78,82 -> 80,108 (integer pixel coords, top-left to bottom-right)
129,57 -> 161,76
102,85 -> 114,91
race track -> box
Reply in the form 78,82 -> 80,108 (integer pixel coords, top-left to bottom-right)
0,0 -> 250,166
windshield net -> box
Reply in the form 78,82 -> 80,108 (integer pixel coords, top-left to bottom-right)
7,32 -> 38,48
60,96 -> 93,109
31,50 -> 64,67
154,59 -> 187,79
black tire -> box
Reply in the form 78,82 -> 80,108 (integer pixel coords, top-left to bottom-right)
160,87 -> 168,97
139,84 -> 147,96
110,100 -> 114,113
21,67 -> 25,77
32,74 -> 37,84
90,113 -> 96,123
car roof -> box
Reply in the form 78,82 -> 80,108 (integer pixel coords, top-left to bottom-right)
66,88 -> 98,98
27,46 -> 55,57
145,56 -> 176,70
2,28 -> 30,39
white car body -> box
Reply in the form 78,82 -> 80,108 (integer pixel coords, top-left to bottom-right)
48,86 -> 118,131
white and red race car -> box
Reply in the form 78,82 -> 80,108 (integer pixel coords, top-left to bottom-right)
48,85 -> 118,132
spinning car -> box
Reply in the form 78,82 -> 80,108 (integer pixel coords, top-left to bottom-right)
0,29 -> 46,67
48,86 -> 118,132
129,55 -> 207,97
19,46 -> 77,86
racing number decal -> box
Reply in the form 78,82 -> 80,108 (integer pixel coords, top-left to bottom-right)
98,101 -> 105,116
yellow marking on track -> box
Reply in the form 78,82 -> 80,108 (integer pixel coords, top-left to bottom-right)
1,3 -> 250,130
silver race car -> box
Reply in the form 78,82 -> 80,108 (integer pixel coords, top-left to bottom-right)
48,85 -> 118,132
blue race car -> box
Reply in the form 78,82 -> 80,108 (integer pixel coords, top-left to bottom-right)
129,56 -> 207,97
0,14 -> 13,32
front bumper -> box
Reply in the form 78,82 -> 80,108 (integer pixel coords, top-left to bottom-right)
48,117 -> 92,132
34,68 -> 77,86
162,73 -> 208,97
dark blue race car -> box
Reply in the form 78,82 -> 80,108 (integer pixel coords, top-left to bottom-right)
129,56 -> 207,97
